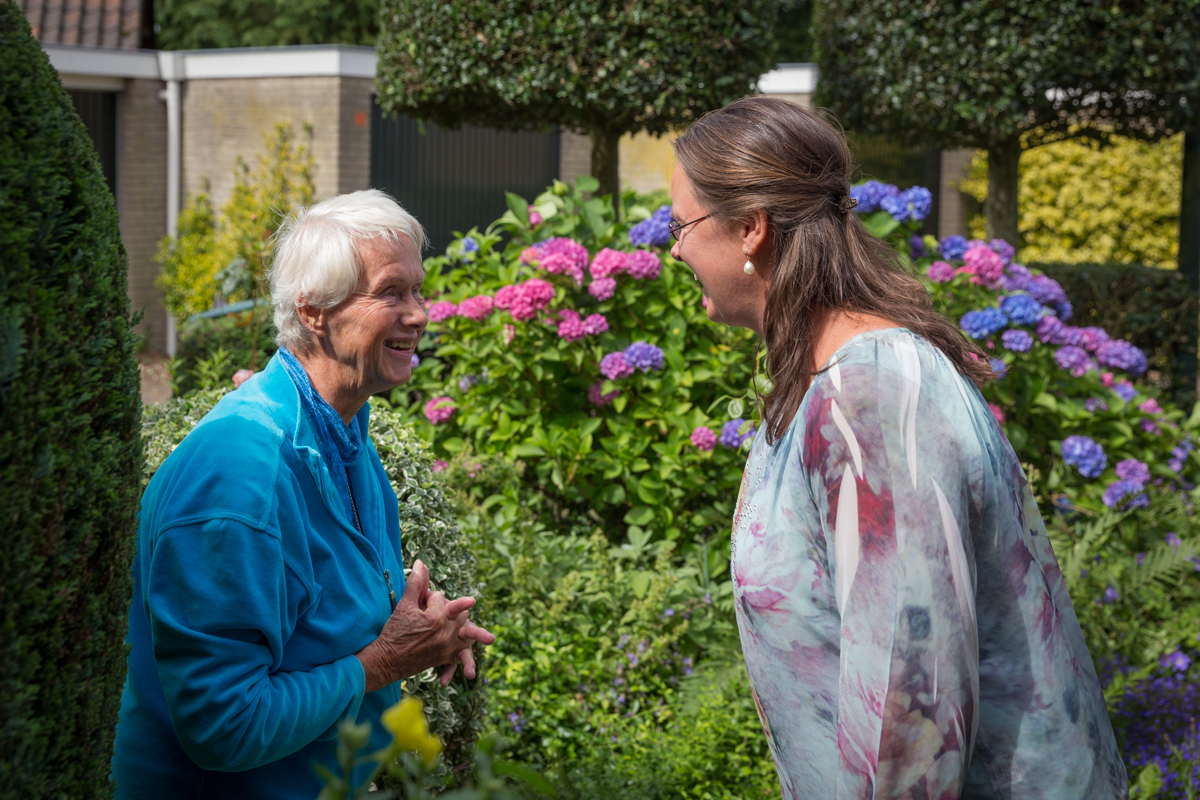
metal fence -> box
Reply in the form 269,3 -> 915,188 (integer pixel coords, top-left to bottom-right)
67,89 -> 117,200
370,101 -> 561,255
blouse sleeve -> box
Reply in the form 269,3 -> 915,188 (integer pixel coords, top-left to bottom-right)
144,518 -> 366,772
810,357 -> 981,799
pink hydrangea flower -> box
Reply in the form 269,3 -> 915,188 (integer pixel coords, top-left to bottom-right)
626,250 -> 662,280
583,313 -> 608,335
1101,372 -> 1115,387
588,278 -> 617,301
528,206 -> 543,226
540,252 -> 584,285
232,369 -> 255,388
590,248 -> 628,279
964,245 -> 1004,288
1140,398 -> 1162,415
600,351 -> 635,380
519,247 -> 541,266
427,301 -> 458,323
927,261 -> 956,283
588,382 -> 620,406
433,459 -> 449,473
508,278 -> 556,321
457,294 -> 494,321
539,238 -> 589,278
988,402 -> 1006,425
494,284 -> 519,309
690,426 -> 718,451
556,309 -> 588,342
424,396 -> 456,424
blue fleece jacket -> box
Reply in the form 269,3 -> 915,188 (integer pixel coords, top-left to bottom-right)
113,354 -> 405,799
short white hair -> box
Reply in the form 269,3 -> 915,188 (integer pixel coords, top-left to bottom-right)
269,189 -> 425,350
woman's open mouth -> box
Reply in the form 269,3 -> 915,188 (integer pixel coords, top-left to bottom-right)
384,338 -> 416,356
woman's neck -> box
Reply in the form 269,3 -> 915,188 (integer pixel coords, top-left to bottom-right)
291,347 -> 366,425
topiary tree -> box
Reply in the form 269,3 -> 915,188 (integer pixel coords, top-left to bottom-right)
0,2 -> 143,796
375,0 -> 780,207
814,0 -> 1197,249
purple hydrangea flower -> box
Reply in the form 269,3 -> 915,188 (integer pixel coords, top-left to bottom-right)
1101,585 -> 1119,604
458,374 -> 478,392
719,418 -> 755,449
1061,435 -> 1107,478
629,205 -> 673,247
600,351 -> 635,380
1025,274 -> 1068,306
623,341 -> 664,372
939,235 -> 969,260
461,236 -> 479,254
1168,532 -> 1182,548
1161,651 -> 1191,672
960,307 -> 1009,339
927,261 -> 956,283
989,239 -> 1015,267
1102,479 -> 1149,510
1001,263 -> 1032,292
990,358 -> 1008,378
1078,327 -> 1111,353
849,180 -> 898,214
1085,398 -> 1108,413
999,294 -> 1044,326
1116,459 -> 1151,484
1055,301 -> 1074,321
1113,381 -> 1138,402
910,234 -> 926,259
1055,345 -> 1096,377
1002,329 -> 1033,352
1096,339 -> 1148,376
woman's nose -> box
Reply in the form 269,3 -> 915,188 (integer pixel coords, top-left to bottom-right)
670,240 -> 682,260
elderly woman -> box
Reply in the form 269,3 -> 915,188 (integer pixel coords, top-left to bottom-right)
112,190 -> 494,798
668,97 -> 1126,798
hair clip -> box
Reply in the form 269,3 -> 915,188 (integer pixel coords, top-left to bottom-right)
837,196 -> 859,214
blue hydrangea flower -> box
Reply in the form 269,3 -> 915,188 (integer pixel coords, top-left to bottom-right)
1055,301 -> 1073,321
849,180 -> 897,214
462,236 -> 479,253
1084,398 -> 1108,413
999,294 -> 1043,326
1001,329 -> 1033,352
989,239 -> 1015,267
623,341 -> 665,371
939,235 -> 969,260
1112,382 -> 1138,402
629,206 -> 673,247
719,418 -> 755,449
1101,585 -> 1119,604
1002,263 -> 1032,292
990,358 -> 1008,378
959,307 -> 1009,339
1161,651 -> 1191,672
910,234 -> 926,259
1055,345 -> 1095,377
1061,435 -> 1107,478
1102,479 -> 1149,510
881,186 -> 932,223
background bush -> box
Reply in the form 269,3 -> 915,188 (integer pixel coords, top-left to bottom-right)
141,390 -> 486,778
0,4 -> 143,795
172,306 -> 277,396
959,134 -> 1183,266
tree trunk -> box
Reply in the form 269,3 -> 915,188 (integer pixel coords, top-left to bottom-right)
1178,128 -> 1200,395
985,137 -> 1021,250
589,127 -> 621,217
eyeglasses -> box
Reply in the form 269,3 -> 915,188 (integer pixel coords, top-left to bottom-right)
668,213 -> 713,242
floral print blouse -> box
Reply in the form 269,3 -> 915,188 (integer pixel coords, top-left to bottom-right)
731,329 -> 1127,799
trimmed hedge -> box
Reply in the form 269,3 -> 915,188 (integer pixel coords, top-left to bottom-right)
0,3 -> 143,797
1035,262 -> 1198,408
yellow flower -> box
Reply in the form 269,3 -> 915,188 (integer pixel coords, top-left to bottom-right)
381,697 -> 442,766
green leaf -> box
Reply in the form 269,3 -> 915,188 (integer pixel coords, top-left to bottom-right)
624,505 -> 655,525
493,760 -> 555,795
505,192 -> 530,226
511,444 -> 546,457
574,175 -> 600,193
441,437 -> 465,453
599,483 -> 626,504
629,571 -> 652,598
727,398 -> 745,419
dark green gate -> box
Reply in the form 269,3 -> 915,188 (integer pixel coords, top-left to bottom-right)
849,133 -> 943,238
370,101 -> 560,254
67,90 -> 117,201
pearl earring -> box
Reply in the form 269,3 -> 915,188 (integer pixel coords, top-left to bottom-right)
743,260 -> 755,275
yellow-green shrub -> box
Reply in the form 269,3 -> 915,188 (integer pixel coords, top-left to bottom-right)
961,134 -> 1182,267
156,122 -> 315,319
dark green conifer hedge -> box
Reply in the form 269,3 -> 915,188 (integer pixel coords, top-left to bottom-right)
0,2 -> 143,795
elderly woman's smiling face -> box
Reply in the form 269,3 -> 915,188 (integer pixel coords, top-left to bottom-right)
305,233 -> 428,409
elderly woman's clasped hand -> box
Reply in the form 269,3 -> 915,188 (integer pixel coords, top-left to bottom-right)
356,559 -> 495,692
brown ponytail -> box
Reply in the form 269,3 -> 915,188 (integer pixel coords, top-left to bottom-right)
673,96 -> 991,445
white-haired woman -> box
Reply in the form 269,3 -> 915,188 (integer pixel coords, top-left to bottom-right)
113,190 -> 494,799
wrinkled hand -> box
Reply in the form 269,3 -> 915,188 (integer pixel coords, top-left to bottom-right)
355,560 -> 495,693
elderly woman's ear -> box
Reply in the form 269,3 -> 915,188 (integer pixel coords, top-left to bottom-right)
296,303 -> 329,343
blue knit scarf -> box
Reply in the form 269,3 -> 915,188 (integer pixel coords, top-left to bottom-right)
277,347 -> 361,523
